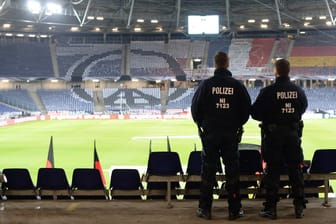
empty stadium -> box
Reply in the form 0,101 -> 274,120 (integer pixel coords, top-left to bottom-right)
1,0 -> 336,223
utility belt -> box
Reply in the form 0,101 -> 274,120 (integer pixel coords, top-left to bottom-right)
259,120 -> 304,137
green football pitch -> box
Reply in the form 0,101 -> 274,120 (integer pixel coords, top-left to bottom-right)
0,118 -> 335,183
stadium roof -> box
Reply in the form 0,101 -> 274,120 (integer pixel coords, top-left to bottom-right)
0,0 -> 336,36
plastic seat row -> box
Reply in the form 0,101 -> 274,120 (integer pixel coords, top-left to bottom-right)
1,168 -> 109,200
2,149 -> 336,203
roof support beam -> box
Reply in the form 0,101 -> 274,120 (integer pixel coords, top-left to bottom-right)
325,0 -> 336,25
176,0 -> 181,29
0,0 -> 10,16
127,0 -> 135,29
71,5 -> 82,24
80,0 -> 92,27
274,0 -> 282,27
225,0 -> 230,30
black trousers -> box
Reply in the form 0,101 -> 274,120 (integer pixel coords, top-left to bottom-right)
262,127 -> 305,205
199,132 -> 241,213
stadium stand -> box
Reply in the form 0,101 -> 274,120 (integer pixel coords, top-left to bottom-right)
38,89 -> 94,113
0,89 -> 38,112
207,39 -> 231,67
0,41 -> 53,78
168,39 -> 189,69
0,103 -> 20,114
304,87 -> 336,111
289,36 -> 336,75
55,44 -> 122,79
228,39 -> 253,75
273,38 -> 291,59
247,38 -> 275,67
167,88 -> 195,109
190,40 -> 208,59
103,88 -> 160,112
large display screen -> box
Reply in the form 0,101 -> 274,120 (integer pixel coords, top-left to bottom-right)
187,15 -> 219,35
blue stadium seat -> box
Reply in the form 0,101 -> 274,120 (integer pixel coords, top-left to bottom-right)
1,168 -> 38,200
36,168 -> 71,200
110,169 -> 143,200
305,149 -> 336,197
71,168 -> 109,200
183,150 -> 222,199
145,151 -> 183,199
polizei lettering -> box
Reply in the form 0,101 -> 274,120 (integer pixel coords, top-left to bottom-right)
212,87 -> 234,95
212,87 -> 233,109
276,91 -> 298,99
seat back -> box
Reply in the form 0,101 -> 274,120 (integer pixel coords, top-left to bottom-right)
146,151 -> 183,175
146,151 -> 183,199
305,149 -> 336,198
239,150 -> 263,174
309,149 -> 336,173
110,169 -> 143,200
110,169 -> 142,190
186,151 -> 222,175
2,168 -> 35,190
2,168 -> 37,199
37,168 -> 69,190
71,168 -> 104,190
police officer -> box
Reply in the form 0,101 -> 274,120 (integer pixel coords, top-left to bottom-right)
251,58 -> 308,219
191,51 -> 251,220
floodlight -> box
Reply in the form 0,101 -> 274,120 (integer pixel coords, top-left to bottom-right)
71,27 -> 80,31
3,23 -> 11,28
27,0 -> 41,14
326,21 -> 333,26
46,2 -> 62,15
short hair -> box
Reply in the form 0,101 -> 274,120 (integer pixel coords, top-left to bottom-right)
275,58 -> 290,76
214,51 -> 229,68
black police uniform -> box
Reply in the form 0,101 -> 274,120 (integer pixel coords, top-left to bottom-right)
251,76 -> 308,212
191,68 -> 251,216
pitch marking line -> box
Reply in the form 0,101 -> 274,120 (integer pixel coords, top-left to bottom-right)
132,135 -> 260,140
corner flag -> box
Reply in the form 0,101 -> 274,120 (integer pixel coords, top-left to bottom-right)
94,140 -> 106,186
46,136 -> 54,168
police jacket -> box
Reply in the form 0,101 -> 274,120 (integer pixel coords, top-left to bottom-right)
191,68 -> 251,133
251,76 -> 308,125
